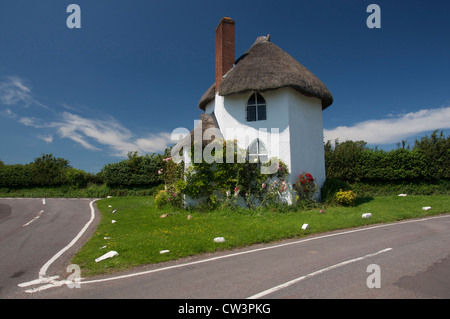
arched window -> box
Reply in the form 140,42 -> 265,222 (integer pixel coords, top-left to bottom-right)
246,93 -> 266,122
248,139 -> 268,163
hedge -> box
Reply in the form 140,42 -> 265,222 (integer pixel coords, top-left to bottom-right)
100,151 -> 163,187
324,130 -> 449,182
0,154 -> 98,188
0,152 -> 165,189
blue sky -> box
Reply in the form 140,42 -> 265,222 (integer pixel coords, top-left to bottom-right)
1,0 -> 449,173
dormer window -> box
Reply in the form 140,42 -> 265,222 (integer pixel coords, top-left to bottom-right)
246,93 -> 266,122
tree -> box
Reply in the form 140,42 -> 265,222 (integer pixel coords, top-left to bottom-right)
413,130 -> 450,179
31,153 -> 71,186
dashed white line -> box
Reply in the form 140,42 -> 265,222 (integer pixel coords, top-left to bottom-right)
247,248 -> 393,299
22,210 -> 44,227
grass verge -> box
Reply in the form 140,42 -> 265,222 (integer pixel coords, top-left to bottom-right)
71,195 -> 449,277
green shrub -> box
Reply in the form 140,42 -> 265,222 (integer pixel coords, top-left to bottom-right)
0,164 -> 32,187
65,168 -> 87,188
320,178 -> 352,203
325,130 -> 449,183
31,154 -> 70,186
154,188 -> 182,209
176,140 -> 289,209
335,189 -> 357,206
154,189 -> 170,208
101,151 -> 163,187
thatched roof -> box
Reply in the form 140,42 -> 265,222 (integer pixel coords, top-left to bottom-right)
199,36 -> 333,110
171,113 -> 223,156
198,83 -> 216,111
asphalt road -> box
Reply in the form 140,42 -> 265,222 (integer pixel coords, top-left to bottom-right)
0,198 -> 100,299
1,198 -> 449,299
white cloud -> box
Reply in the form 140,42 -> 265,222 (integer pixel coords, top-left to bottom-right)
324,106 -> 450,144
136,132 -> 174,154
56,112 -> 128,153
0,108 -> 16,119
19,116 -> 41,127
19,111 -> 174,156
37,134 -> 54,144
57,113 -> 174,155
2,75 -> 175,157
0,76 -> 33,107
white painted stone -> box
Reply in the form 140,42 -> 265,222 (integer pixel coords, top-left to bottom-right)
95,251 -> 118,263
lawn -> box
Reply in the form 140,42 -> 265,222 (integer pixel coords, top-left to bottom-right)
71,195 -> 449,276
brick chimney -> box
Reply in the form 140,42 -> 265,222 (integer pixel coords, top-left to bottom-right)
215,17 -> 235,92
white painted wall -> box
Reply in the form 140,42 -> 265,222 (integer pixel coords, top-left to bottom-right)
287,89 -> 326,194
211,91 -> 291,167
201,88 -> 325,202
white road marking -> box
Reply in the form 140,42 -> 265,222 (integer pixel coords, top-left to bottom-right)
19,210 -> 450,294
18,199 -> 99,293
38,199 -> 98,278
22,210 -> 44,227
18,276 -> 59,287
79,215 -> 449,287
22,278 -> 71,293
247,248 -> 393,299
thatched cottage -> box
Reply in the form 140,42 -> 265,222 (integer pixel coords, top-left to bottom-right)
173,17 -> 333,200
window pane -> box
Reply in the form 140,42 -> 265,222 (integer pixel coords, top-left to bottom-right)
256,93 -> 265,105
249,155 -> 259,163
259,155 -> 269,163
247,93 -> 256,105
258,140 -> 268,154
246,105 -> 256,121
248,140 -> 258,155
257,105 -> 266,121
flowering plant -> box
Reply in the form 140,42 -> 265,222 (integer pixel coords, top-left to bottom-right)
155,154 -> 183,208
335,189 -> 356,206
258,178 -> 290,207
293,172 -> 317,202
179,140 -> 289,209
